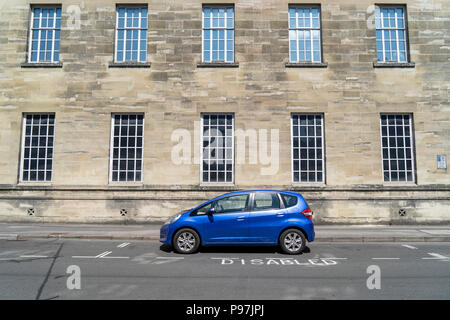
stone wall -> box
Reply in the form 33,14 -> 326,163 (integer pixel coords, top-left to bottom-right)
0,0 -> 448,224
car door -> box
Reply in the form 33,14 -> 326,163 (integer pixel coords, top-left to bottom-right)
247,192 -> 286,243
203,193 -> 251,244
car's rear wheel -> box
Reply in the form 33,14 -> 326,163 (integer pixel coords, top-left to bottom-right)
279,229 -> 306,254
173,228 -> 200,254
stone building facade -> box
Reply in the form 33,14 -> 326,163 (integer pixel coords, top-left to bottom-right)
0,0 -> 448,224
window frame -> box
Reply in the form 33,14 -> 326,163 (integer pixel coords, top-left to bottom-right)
109,113 -> 145,183
201,5 -> 235,64
288,4 -> 323,64
291,113 -> 326,184
379,113 -> 416,184
114,4 -> 148,64
200,113 -> 235,184
27,5 -> 62,64
19,113 -> 56,183
374,4 -> 411,64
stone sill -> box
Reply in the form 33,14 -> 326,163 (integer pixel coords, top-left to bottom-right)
197,62 -> 239,68
373,62 -> 415,68
21,62 -> 63,68
291,183 -> 326,188
1,184 -> 449,193
285,62 -> 328,68
108,62 -> 151,68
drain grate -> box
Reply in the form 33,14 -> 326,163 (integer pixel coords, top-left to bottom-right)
27,208 -> 35,216
120,209 -> 128,216
398,208 -> 407,217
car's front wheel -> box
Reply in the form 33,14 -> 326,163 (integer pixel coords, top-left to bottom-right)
173,228 -> 200,254
279,229 -> 306,254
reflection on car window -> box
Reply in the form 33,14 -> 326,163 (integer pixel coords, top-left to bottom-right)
280,193 -> 298,208
253,193 -> 281,211
214,194 -> 249,214
196,202 -> 213,215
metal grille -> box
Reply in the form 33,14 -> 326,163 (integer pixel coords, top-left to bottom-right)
110,114 -> 144,182
292,114 -> 324,183
21,114 -> 55,182
380,114 -> 415,182
201,114 -> 234,183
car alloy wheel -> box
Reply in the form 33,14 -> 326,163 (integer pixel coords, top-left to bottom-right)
280,229 -> 306,254
173,228 -> 200,254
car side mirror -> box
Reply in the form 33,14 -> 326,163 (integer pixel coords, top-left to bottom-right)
207,207 -> 216,215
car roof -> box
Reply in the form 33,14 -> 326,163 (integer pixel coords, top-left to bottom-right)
212,190 -> 301,200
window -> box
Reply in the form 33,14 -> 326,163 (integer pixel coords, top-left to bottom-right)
213,194 -> 249,214
202,6 -> 234,63
201,114 -> 234,183
380,114 -> 415,182
289,5 -> 321,63
110,114 -> 144,182
292,114 -> 325,183
375,6 -> 408,63
20,114 -> 55,182
280,193 -> 298,208
115,6 -> 148,63
253,193 -> 281,211
28,6 -> 61,63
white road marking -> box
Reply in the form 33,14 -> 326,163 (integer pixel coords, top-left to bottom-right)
419,229 -> 450,235
117,242 -> 130,248
422,253 -> 449,260
0,234 -> 18,239
72,251 -> 129,259
95,251 -> 112,258
20,255 -> 48,258
155,256 -> 184,259
402,244 -> 418,250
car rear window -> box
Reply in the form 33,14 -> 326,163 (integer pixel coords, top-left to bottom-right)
280,193 -> 298,208
253,193 -> 281,211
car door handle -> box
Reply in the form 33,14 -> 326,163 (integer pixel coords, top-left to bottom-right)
277,213 -> 285,217
237,216 -> 246,221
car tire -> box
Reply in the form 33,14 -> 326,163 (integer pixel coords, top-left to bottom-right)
279,229 -> 306,255
173,228 -> 200,254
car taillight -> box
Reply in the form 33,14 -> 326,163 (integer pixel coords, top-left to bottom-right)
301,208 -> 313,220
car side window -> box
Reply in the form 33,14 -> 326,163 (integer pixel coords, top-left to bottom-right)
213,194 -> 249,214
280,194 -> 298,208
194,202 -> 213,215
253,193 -> 281,211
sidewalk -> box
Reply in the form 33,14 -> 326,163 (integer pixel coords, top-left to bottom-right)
1,222 -> 450,242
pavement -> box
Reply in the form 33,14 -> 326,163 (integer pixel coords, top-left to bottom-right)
1,222 -> 450,242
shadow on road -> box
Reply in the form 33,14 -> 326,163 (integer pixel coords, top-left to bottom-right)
159,244 -> 311,255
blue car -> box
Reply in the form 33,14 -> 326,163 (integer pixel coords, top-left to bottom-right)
160,190 -> 314,254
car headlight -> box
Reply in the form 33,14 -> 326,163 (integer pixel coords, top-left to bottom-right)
164,213 -> 182,225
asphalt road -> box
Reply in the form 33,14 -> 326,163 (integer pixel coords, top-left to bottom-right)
0,239 -> 448,300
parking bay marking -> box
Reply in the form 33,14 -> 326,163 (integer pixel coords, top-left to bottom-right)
117,242 -> 130,248
72,251 -> 130,259
402,244 -> 418,250
211,257 -> 347,266
422,253 -> 449,261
